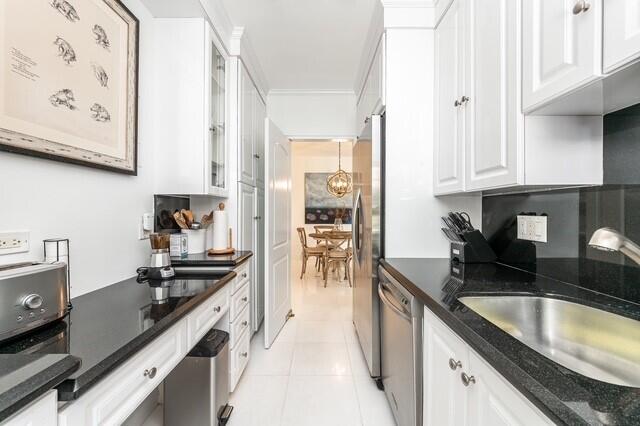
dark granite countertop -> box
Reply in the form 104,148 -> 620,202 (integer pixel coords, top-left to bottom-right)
170,250 -> 252,267
0,354 -> 80,422
0,271 -> 235,403
380,258 -> 640,426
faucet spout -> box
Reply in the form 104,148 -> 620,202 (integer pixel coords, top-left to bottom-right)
588,227 -> 640,266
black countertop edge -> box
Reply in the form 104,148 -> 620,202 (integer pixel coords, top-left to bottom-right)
56,271 -> 236,401
379,259 -> 635,426
170,251 -> 253,267
0,355 -> 80,422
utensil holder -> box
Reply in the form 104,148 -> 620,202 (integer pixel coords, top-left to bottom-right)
450,230 -> 496,263
181,229 -> 206,254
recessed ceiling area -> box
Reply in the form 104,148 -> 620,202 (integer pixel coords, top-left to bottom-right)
221,0 -> 378,92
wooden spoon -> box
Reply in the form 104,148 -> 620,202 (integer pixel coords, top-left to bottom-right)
201,211 -> 214,229
173,211 -> 189,229
180,209 -> 194,228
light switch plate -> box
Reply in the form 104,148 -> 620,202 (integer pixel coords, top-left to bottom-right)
517,215 -> 547,243
0,231 -> 30,255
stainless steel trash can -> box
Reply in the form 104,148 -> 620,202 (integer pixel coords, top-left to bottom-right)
165,329 -> 233,426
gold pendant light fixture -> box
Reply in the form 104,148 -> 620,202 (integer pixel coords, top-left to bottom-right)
327,140 -> 352,198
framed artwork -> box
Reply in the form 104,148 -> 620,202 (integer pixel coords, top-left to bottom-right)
304,173 -> 353,225
0,0 -> 139,174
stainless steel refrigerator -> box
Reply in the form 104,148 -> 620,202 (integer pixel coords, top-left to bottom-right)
352,114 -> 384,381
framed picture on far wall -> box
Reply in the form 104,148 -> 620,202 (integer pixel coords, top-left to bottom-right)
305,173 -> 353,225
0,0 -> 139,174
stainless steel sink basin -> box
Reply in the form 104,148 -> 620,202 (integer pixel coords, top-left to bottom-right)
458,296 -> 640,387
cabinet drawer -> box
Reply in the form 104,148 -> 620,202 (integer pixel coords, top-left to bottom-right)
232,261 -> 250,294
229,328 -> 250,392
58,321 -> 187,426
4,389 -> 57,426
187,286 -> 229,348
230,304 -> 251,349
230,282 -> 250,321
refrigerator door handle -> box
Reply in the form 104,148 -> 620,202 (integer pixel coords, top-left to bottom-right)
353,190 -> 363,262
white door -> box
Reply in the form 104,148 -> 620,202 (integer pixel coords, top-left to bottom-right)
255,187 -> 265,330
238,182 -> 256,254
465,0 -> 520,191
604,0 -> 640,72
522,0 -> 602,111
264,118 -> 291,348
434,0 -> 465,195
467,351 -> 554,425
423,310 -> 468,426
239,66 -> 255,186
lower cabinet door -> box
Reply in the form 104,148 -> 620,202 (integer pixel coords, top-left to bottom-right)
229,328 -> 251,392
187,286 -> 229,347
466,351 -> 553,426
3,390 -> 57,426
423,308 -> 468,426
58,321 -> 188,426
230,304 -> 251,349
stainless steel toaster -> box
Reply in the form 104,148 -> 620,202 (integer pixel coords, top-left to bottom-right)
0,262 -> 70,343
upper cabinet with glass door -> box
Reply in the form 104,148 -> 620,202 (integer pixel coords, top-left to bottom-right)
154,19 -> 230,196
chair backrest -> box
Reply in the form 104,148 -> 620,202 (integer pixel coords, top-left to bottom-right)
296,227 -> 308,248
314,225 -> 335,234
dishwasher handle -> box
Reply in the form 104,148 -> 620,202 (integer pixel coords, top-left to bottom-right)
378,282 -> 412,322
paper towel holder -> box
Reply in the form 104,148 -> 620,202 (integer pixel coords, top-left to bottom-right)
207,203 -> 236,256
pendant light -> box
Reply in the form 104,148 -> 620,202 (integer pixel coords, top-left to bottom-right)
327,141 -> 352,198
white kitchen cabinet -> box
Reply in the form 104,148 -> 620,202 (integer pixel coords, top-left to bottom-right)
464,0 -> 519,191
2,390 -> 57,426
239,66 -> 256,187
434,0 -> 465,195
229,261 -> 252,391
254,187 -> 265,330
153,19 -> 230,196
255,99 -> 266,189
356,35 -> 385,134
604,0 -> 640,73
434,0 -> 603,194
423,307 -> 553,426
238,182 -> 256,257
522,0 -> 602,112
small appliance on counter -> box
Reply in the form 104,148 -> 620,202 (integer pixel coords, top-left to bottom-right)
136,233 -> 175,282
441,211 -> 497,263
0,261 -> 70,343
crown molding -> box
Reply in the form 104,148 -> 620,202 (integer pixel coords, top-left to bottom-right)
381,0 -> 441,28
268,89 -> 356,97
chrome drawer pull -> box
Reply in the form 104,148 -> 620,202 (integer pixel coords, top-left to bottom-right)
461,372 -> 476,386
572,0 -> 590,14
241,352 -> 248,358
242,320 -> 248,326
213,306 -> 222,313
448,358 -> 462,371
242,296 -> 248,302
144,367 -> 157,379
242,272 -> 248,278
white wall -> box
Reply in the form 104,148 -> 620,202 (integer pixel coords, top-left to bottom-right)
267,91 -> 357,138
0,0 -> 157,297
290,141 -> 353,265
384,28 -> 481,258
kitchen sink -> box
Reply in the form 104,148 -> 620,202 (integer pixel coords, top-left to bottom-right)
458,296 -> 640,387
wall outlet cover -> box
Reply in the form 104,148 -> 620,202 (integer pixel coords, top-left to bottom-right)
0,231 -> 30,255
517,215 -> 547,243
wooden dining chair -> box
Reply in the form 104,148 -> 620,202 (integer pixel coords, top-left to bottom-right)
296,227 -> 325,279
323,235 -> 352,288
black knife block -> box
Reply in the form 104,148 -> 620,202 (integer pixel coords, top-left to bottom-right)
450,230 -> 497,263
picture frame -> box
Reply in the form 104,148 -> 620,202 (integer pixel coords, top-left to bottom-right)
304,172 -> 353,225
0,0 -> 139,175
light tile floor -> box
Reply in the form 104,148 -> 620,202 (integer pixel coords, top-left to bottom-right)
229,265 -> 396,426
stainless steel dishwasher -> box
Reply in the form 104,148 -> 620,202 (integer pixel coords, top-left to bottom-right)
378,265 -> 423,426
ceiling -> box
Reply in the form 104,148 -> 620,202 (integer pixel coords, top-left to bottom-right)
220,0 -> 378,92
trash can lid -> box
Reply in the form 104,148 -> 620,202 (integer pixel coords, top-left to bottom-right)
188,329 -> 230,357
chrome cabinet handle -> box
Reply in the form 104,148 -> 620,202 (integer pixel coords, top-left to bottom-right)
242,272 -> 248,278
242,320 -> 248,326
242,296 -> 248,302
448,358 -> 462,371
461,372 -> 476,386
573,0 -> 590,14
454,99 -> 462,107
144,367 -> 157,379
213,306 -> 222,313
461,96 -> 470,104
254,154 -> 260,159
364,117 -> 370,124
241,352 -> 248,358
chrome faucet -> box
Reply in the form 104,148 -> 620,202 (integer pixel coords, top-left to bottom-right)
588,227 -> 640,266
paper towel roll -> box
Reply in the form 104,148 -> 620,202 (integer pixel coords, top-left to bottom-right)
212,210 -> 228,250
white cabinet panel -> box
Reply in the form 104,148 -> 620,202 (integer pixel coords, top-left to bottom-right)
255,98 -> 266,189
522,0 -> 602,111
356,35 -> 385,134
230,328 -> 250,392
465,0 -> 520,191
604,0 -> 640,72
467,351 -> 553,426
254,188 -> 265,331
434,0 -> 464,195
239,67 -> 256,186
423,312 -> 468,426
3,390 -> 56,426
238,182 -> 257,255
186,286 -> 229,347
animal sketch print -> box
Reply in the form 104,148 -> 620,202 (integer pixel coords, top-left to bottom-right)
49,89 -> 77,110
53,37 -> 76,65
50,0 -> 80,22
90,103 -> 110,122
93,25 -> 110,50
91,63 -> 109,88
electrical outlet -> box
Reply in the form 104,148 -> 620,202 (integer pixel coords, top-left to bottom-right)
0,231 -> 30,255
517,216 -> 547,243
